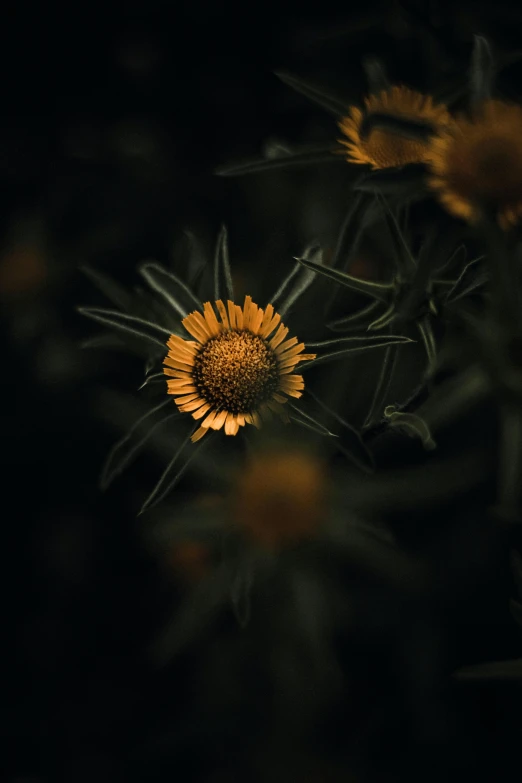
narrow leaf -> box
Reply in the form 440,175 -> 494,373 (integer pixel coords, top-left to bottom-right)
288,402 -> 338,437
269,260 -> 301,309
171,230 -> 207,289
300,333 -> 413,370
376,193 -> 417,276
306,389 -> 375,473
362,56 -> 390,93
327,300 -> 381,332
278,244 -> 321,317
444,256 -> 487,302
327,191 -> 369,271
139,261 -> 202,318
354,164 -> 426,196
80,333 -> 125,351
454,658 -> 522,681
274,70 -> 348,115
497,404 -> 522,519
384,407 -> 437,450
415,365 -> 491,431
511,549 -> 522,598
416,315 -> 437,369
367,302 -> 396,331
213,224 -> 234,302
78,306 -> 171,349
81,265 -> 132,310
215,145 -> 339,177
511,599 -> 522,627
230,557 -> 255,629
297,256 -> 393,302
469,34 -> 494,105
137,371 -> 165,391
101,401 -> 175,490
363,343 -> 400,428
139,430 -> 211,515
151,566 -> 230,665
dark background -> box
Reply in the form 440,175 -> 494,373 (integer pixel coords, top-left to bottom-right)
3,1 -> 522,781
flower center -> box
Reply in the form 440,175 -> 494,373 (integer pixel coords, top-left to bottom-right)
192,330 -> 279,414
365,125 -> 427,168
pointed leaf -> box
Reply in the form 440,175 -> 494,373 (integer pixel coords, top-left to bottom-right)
327,300 -> 381,332
139,429 -> 211,515
151,566 -> 230,664
81,265 -> 132,310
171,230 -> 207,289
230,557 -> 254,628
137,371 -> 166,391
384,407 -> 437,450
415,365 -> 491,431
215,145 -> 339,176
101,400 -> 174,490
454,658 -> 522,681
297,256 -> 393,302
445,256 -> 487,303
80,333 -> 125,351
362,56 -> 390,93
306,389 -> 374,473
274,70 -> 348,115
139,261 -> 202,318
354,164 -> 426,196
469,34 -> 494,105
511,549 -> 522,599
511,598 -> 522,627
498,404 -> 522,517
327,191 -> 370,271
376,194 -> 417,277
213,224 -> 234,302
301,333 -> 414,370
78,306 -> 171,349
269,260 -> 301,309
416,315 -> 437,368
363,343 -> 400,428
278,244 -> 321,317
367,302 -> 396,331
287,402 -> 338,437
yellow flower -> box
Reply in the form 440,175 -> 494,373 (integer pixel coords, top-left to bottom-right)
163,296 -> 316,442
338,85 -> 451,169
232,448 -> 327,550
427,99 -> 522,229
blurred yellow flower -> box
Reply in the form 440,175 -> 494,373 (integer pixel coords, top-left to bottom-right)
427,99 -> 522,229
338,85 -> 451,169
232,448 -> 328,550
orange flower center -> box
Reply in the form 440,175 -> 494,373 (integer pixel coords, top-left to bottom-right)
364,127 -> 427,168
192,330 -> 279,414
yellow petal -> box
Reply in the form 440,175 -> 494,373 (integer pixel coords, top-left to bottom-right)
215,299 -> 230,329
203,302 -> 221,336
191,426 -> 209,442
210,409 -> 228,431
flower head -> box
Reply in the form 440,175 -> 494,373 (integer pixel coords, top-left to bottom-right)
163,296 -> 316,442
232,447 -> 328,550
338,85 -> 451,169
427,100 -> 522,229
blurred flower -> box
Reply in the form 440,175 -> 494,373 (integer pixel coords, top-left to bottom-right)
0,240 -> 48,300
231,447 -> 328,550
164,296 -> 315,442
167,540 -> 212,584
427,100 -> 522,228
338,85 -> 451,169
